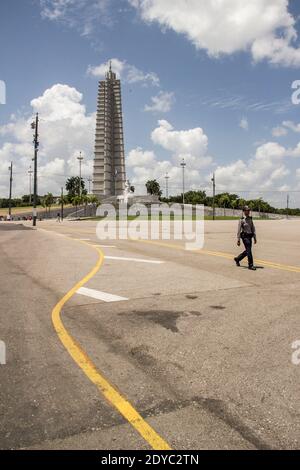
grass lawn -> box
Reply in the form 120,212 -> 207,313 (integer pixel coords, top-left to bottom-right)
0,206 -> 43,216
0,204 -> 73,217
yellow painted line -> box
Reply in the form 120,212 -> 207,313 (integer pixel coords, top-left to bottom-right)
42,227 -> 300,273
51,238 -> 171,451
133,238 -> 300,274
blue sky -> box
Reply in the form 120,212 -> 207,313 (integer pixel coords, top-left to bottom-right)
1,0 -> 300,207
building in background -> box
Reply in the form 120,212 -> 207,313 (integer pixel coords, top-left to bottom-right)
93,63 -> 126,198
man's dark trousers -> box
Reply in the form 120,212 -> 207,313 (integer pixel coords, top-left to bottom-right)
236,235 -> 254,267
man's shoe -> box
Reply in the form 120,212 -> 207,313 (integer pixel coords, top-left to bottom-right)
248,266 -> 257,271
234,257 -> 240,267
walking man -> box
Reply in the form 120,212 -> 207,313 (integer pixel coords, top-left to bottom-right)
234,206 -> 257,271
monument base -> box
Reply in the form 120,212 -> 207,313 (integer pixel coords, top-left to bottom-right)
99,194 -> 160,206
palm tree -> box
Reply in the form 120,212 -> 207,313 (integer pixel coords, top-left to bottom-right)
72,195 -> 83,218
58,195 -> 68,206
42,193 -> 55,217
218,194 -> 231,215
66,177 -> 86,201
146,180 -> 162,197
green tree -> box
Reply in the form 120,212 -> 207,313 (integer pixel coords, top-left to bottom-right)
71,195 -> 84,218
89,195 -> 100,206
66,177 -> 86,201
42,193 -> 55,215
145,180 -> 162,197
58,194 -> 68,206
218,193 -> 231,209
184,191 -> 207,205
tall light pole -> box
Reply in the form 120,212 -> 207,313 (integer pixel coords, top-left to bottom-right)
287,194 -> 290,219
31,113 -> 39,227
165,172 -> 170,199
77,152 -> 84,197
61,187 -> 64,221
8,162 -> 13,218
211,173 -> 216,221
28,166 -> 33,204
180,158 -> 186,205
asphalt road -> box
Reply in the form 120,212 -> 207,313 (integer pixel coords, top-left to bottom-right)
1,219 -> 300,450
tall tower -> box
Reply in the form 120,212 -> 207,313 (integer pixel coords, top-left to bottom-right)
93,62 -> 126,198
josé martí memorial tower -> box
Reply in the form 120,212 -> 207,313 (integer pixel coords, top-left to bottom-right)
93,62 -> 126,199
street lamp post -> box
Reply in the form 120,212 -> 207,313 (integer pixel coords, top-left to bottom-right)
28,166 -> 33,204
8,162 -> 13,218
77,152 -> 84,197
31,113 -> 39,227
61,187 -> 64,221
211,173 -> 216,221
180,159 -> 186,205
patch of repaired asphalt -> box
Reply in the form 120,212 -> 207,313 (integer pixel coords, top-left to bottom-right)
129,310 -> 202,333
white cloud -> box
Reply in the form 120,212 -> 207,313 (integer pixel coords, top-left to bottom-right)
272,120 -> 300,137
87,58 -> 160,87
87,58 -> 126,80
151,120 -> 211,169
272,126 -> 288,137
129,0 -> 300,67
282,120 -> 300,133
40,0 -> 112,36
212,141 -> 295,192
239,117 -> 249,131
127,148 -> 156,167
127,120 -> 300,200
0,84 -> 95,198
127,120 -> 213,194
144,91 -> 175,113
127,148 -> 210,196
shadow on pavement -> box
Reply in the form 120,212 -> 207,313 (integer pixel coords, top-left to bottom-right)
0,223 -> 33,231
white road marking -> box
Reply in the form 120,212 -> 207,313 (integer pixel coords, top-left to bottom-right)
78,238 -> 91,241
77,287 -> 128,303
105,256 -> 165,264
92,244 -> 117,248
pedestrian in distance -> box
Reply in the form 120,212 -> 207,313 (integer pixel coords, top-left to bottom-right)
56,213 -> 61,223
234,206 -> 257,271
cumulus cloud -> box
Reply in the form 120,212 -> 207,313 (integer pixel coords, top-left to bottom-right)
129,0 -> 300,67
87,58 -> 160,87
126,121 -> 300,199
127,148 -> 156,168
127,120 -> 213,194
127,147 -> 210,196
151,120 -> 212,169
0,84 -> 95,197
144,91 -> 175,113
212,141 -> 296,192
